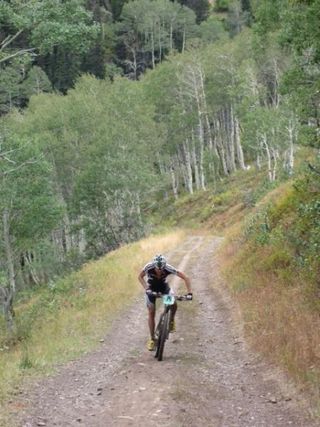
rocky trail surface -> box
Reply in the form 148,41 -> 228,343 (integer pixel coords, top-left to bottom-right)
14,236 -> 316,426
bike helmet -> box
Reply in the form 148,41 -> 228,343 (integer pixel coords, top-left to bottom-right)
154,254 -> 167,269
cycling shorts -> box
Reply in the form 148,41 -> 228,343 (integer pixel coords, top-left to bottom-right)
145,283 -> 171,307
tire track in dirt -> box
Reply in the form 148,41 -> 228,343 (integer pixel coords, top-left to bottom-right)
166,236 -> 316,426
15,235 -> 316,427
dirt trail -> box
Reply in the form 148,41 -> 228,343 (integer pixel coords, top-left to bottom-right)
15,235 -> 315,427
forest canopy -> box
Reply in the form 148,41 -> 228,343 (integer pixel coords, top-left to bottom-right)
0,0 -> 319,333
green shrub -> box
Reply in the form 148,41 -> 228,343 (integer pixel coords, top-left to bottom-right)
263,248 -> 292,271
19,350 -> 33,370
243,208 -> 271,245
214,0 -> 231,12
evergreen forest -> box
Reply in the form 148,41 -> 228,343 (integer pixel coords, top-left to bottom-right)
0,0 -> 320,404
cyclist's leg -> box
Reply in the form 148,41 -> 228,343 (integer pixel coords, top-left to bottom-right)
147,304 -> 156,339
170,301 -> 177,318
169,302 -> 177,332
146,293 -> 156,350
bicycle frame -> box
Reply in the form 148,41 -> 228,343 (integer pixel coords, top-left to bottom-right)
152,293 -> 189,361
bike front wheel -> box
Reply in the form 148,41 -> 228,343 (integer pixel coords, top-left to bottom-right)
156,311 -> 170,361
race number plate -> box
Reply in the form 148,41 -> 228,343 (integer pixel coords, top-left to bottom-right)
162,294 -> 175,305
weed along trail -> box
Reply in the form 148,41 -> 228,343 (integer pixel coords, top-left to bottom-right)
17,235 -> 315,427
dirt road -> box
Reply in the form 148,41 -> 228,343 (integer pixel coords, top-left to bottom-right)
16,236 -> 315,426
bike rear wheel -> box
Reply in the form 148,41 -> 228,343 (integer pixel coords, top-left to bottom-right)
156,311 -> 170,361
154,314 -> 163,359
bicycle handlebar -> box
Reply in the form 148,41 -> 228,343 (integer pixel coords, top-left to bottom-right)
148,291 -> 191,301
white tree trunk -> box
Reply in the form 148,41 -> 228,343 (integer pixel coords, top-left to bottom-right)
216,117 -> 229,176
271,147 -> 279,181
256,153 -> 262,170
25,251 -> 40,286
3,209 -> 15,294
197,116 -> 206,190
182,21 -> 186,53
158,21 -> 162,62
262,134 -> 273,182
170,163 -> 179,199
182,140 -> 193,194
285,118 -> 296,175
199,67 -> 216,181
191,131 -> 200,190
226,107 -> 236,173
272,58 -> 281,108
190,66 -> 206,190
233,111 -> 246,169
2,208 -> 16,333
0,285 -> 15,333
151,30 -> 155,69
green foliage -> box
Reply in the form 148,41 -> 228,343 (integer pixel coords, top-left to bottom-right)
0,126 -> 62,246
0,0 -> 100,56
198,16 -> 228,44
1,0 -> 319,356
111,0 -> 129,20
251,0 -> 285,34
0,0 -> 100,105
241,156 -> 320,297
117,0 -> 198,76
293,162 -> 320,272
242,180 -> 278,207
0,63 -> 24,114
22,66 -> 52,96
0,60 -> 52,113
214,0 -> 232,12
251,1 -> 320,148
32,14 -> 99,56
279,0 -> 320,61
244,208 -> 271,244
12,73 -> 161,259
177,0 -> 211,23
19,350 -> 33,370
263,245 -> 292,271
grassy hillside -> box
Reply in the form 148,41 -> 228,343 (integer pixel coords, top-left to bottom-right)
152,148 -> 320,405
0,231 -> 185,425
221,164 -> 320,401
1,146 -> 319,423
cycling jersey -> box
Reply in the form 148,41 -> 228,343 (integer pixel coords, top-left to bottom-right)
143,262 -> 177,293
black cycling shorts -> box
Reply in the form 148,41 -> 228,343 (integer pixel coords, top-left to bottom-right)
145,283 -> 170,307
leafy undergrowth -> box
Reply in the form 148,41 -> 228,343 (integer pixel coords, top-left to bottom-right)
151,148 -> 320,407
149,166 -> 272,232
0,230 -> 185,415
220,162 -> 320,407
1,147 -> 318,422
149,147 -> 315,233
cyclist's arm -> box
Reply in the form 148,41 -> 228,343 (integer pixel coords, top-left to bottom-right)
176,271 -> 192,294
138,270 -> 148,290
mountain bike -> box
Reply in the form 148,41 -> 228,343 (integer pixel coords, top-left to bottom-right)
152,293 -> 191,361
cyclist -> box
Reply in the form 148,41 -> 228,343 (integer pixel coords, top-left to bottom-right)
138,254 -> 192,351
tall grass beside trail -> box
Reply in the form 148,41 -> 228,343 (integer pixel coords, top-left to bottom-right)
220,178 -> 320,408
0,230 -> 185,423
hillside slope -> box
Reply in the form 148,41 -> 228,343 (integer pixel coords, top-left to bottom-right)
1,151 -> 319,424
152,154 -> 320,405
14,236 -> 316,426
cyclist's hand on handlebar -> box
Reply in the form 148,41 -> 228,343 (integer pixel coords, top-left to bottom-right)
186,292 -> 193,300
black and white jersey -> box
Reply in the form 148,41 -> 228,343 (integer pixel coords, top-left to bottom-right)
143,262 -> 178,289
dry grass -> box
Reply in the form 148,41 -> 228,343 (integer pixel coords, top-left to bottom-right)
0,230 -> 185,422
217,175 -> 320,410
220,232 -> 320,404
240,277 -> 320,395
